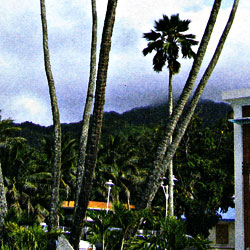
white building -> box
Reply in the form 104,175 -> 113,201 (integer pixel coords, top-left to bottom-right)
208,207 -> 235,249
222,88 -> 250,250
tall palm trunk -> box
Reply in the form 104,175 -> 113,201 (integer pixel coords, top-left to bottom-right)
0,163 -> 7,233
70,0 -> 118,248
136,0 -> 223,211
168,69 -> 174,217
136,0 -> 239,211
75,0 -> 97,209
40,0 -> 62,231
168,70 -> 173,117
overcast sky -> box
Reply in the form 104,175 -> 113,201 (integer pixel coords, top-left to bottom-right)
1,0 -> 249,126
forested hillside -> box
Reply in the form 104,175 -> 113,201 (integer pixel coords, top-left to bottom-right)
15,99 -> 232,147
0,98 -> 234,243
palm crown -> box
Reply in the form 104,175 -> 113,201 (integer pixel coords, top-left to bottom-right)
143,14 -> 198,74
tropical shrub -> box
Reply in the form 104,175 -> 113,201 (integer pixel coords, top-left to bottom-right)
86,202 -> 141,250
1,222 -> 60,250
127,217 -> 210,250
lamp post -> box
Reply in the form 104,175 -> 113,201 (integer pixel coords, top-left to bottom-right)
161,177 -> 169,218
162,176 -> 177,218
105,179 -> 114,213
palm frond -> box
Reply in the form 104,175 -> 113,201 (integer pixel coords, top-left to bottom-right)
143,30 -> 161,41
168,60 -> 181,75
25,172 -> 52,181
153,50 -> 167,72
176,19 -> 191,33
155,15 -> 170,32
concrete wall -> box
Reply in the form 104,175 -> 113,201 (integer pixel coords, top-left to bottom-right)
208,221 -> 235,249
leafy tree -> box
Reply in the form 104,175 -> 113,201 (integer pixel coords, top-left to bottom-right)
143,14 -> 198,217
174,116 -> 234,237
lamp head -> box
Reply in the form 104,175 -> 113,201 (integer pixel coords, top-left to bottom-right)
105,179 -> 114,187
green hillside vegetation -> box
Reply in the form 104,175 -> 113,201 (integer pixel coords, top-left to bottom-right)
0,99 -> 234,248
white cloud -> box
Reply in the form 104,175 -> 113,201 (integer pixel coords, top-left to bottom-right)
7,95 -> 51,126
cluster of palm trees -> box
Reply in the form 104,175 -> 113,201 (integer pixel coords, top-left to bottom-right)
1,0 -> 240,248
0,119 -> 78,225
0,118 -> 152,225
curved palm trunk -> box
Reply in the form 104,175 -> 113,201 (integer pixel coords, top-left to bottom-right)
70,0 -> 118,248
0,163 -> 7,233
40,0 -> 62,231
168,70 -> 174,217
136,0 -> 238,211
75,0 -> 97,209
136,0 -> 223,211
162,0 -> 239,177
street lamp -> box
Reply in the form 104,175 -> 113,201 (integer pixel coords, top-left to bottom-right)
161,177 -> 169,218
105,179 -> 114,213
161,176 -> 178,218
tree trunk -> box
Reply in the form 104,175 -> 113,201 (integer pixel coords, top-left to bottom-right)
168,70 -> 174,217
40,0 -> 62,231
75,0 -> 98,209
0,163 -> 7,235
136,0 -> 223,211
136,0 -> 239,211
70,0 -> 118,248
168,70 -> 173,117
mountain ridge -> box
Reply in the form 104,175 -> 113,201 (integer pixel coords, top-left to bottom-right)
14,99 -> 232,148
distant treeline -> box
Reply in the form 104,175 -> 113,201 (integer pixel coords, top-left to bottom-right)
14,99 -> 232,148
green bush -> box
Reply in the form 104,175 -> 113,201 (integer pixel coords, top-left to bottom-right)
127,217 -> 211,250
1,222 -> 61,250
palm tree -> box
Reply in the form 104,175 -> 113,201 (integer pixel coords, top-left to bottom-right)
70,0 -> 118,248
128,216 -> 210,249
40,134 -> 77,202
86,202 -> 140,250
40,0 -> 62,232
97,134 -> 146,207
160,0 -> 239,205
0,116 -> 24,231
60,134 -> 78,201
143,14 -> 198,109
75,0 -> 98,208
136,0 -> 239,216
0,163 -> 6,231
143,14 -> 198,217
1,140 -> 52,223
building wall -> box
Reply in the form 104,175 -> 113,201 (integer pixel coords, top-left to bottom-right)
208,221 -> 235,249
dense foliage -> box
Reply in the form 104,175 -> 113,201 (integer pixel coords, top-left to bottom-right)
86,202 -> 210,250
0,100 -> 234,246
